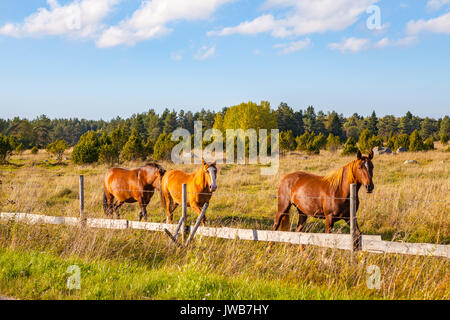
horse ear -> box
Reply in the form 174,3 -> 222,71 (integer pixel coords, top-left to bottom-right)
368,150 -> 374,160
202,158 -> 206,166
356,150 -> 362,160
212,161 -> 216,167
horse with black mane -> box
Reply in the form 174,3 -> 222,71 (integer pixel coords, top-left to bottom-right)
270,150 -> 374,249
103,163 -> 166,221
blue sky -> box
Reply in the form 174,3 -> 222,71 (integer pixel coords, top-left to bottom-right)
0,0 -> 449,120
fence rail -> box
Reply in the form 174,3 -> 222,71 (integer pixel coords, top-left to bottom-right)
1,211 -> 448,258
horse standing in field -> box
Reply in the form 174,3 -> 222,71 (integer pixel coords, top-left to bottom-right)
270,150 -> 374,249
103,163 -> 166,221
161,159 -> 217,224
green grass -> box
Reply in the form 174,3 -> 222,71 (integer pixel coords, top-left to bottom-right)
0,247 -> 360,300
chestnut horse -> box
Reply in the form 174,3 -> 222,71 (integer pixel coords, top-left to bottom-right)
103,163 -> 166,221
160,159 -> 217,224
271,150 -> 374,246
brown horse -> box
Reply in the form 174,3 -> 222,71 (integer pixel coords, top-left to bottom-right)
103,163 -> 166,221
272,150 -> 374,243
160,159 -> 217,224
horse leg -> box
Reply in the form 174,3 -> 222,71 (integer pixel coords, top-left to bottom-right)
295,210 -> 308,252
138,196 -> 150,222
267,202 -> 292,252
113,201 -> 124,219
168,202 -> 178,224
103,191 -> 114,217
325,214 -> 335,233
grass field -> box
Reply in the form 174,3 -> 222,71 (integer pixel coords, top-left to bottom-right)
0,146 -> 449,299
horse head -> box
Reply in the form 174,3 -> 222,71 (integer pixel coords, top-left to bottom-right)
202,158 -> 218,193
140,163 -> 166,190
355,150 -> 374,193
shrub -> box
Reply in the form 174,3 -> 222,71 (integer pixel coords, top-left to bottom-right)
386,132 -> 396,150
440,133 -> 448,146
326,133 -> 341,153
46,140 -> 69,162
280,130 -> 296,152
72,131 -> 100,164
358,129 -> 372,153
341,137 -> 358,156
368,135 -> 384,149
409,130 -> 424,152
295,132 -> 321,154
0,134 -> 14,164
395,134 -> 410,150
15,143 -> 26,155
153,133 -> 177,160
121,129 -> 146,161
99,144 -> 120,166
31,146 -> 39,155
423,137 -> 435,151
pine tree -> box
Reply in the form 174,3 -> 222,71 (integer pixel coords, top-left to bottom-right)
121,129 -> 146,161
409,130 -> 424,152
367,111 -> 378,136
341,137 -> 358,156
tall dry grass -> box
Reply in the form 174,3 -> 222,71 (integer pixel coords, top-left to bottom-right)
0,147 -> 448,299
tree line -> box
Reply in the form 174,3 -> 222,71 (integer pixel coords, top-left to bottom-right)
0,102 -> 448,164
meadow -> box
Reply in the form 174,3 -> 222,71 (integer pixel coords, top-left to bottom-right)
0,146 -> 448,299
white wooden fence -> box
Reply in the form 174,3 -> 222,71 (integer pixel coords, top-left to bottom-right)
1,177 -> 448,259
0,211 -> 448,258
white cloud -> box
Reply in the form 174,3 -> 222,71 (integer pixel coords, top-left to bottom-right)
194,45 -> 216,60
394,36 -> 418,47
328,37 -> 370,53
273,38 -> 311,54
426,0 -> 450,11
374,37 -> 389,48
0,0 -> 119,38
406,12 -> 450,35
97,0 -> 233,48
208,0 -> 379,38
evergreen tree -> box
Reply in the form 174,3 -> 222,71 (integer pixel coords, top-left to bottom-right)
395,134 -> 410,150
326,133 -> 341,153
367,111 -> 378,136
440,133 -> 448,145
326,112 -> 343,138
341,137 -> 358,156
72,131 -> 100,164
279,130 -> 296,152
358,129 -> 372,153
409,130 -> 424,152
121,129 -> 146,161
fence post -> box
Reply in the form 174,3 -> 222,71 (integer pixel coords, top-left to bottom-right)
79,175 -> 86,227
350,183 -> 360,251
185,203 -> 209,247
181,183 -> 188,242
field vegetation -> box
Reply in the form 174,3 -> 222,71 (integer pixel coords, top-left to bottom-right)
0,144 -> 448,300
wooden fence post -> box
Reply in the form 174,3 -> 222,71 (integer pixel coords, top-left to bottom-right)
350,183 -> 360,251
79,175 -> 86,227
181,183 -> 188,242
185,203 -> 209,247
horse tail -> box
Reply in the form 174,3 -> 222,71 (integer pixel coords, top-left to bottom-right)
159,181 -> 167,211
273,175 -> 293,231
103,191 -> 109,215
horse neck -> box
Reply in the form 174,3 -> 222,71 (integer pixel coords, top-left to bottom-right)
337,165 -> 360,199
193,167 -> 208,191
